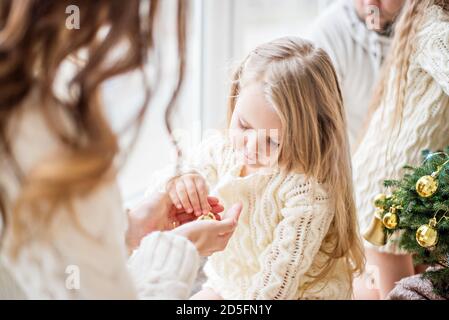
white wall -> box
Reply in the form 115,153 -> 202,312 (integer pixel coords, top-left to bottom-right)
200,0 -> 333,132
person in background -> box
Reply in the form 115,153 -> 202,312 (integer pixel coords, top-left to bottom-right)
308,0 -> 405,149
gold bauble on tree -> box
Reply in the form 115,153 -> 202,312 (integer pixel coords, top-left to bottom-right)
416,218 -> 439,248
416,174 -> 438,198
382,207 -> 399,230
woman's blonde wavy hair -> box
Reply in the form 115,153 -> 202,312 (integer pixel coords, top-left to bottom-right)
228,37 -> 365,288
0,0 -> 187,257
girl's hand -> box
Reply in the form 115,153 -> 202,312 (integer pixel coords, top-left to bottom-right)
125,191 -> 224,253
166,173 -> 211,217
173,196 -> 223,225
171,203 -> 242,256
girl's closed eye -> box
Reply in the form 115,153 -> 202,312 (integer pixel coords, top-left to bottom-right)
267,137 -> 280,148
238,116 -> 278,147
238,118 -> 250,130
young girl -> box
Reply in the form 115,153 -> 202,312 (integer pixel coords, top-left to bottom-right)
159,37 -> 365,299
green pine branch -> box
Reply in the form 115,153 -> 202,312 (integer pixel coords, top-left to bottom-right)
376,148 -> 449,298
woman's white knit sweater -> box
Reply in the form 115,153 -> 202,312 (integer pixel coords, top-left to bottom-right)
353,6 -> 449,254
180,134 -> 352,300
0,93 -> 200,299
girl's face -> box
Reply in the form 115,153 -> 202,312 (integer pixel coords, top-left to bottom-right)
229,83 -> 282,170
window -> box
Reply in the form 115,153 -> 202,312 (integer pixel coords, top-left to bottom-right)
199,0 -> 332,130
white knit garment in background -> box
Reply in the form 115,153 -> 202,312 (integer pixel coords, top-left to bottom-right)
307,0 -> 392,148
180,134 -> 352,300
0,92 -> 200,299
353,5 -> 449,254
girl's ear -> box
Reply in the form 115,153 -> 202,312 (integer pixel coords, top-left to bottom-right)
228,77 -> 240,124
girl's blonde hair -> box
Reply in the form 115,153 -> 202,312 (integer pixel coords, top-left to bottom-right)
358,0 -> 449,149
228,37 -> 365,284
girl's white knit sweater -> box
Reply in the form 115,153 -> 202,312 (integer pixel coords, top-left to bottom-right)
182,134 -> 352,300
353,5 -> 449,254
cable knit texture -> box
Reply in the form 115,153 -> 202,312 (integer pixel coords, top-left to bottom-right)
181,134 -> 352,300
0,93 -> 200,299
353,6 -> 449,254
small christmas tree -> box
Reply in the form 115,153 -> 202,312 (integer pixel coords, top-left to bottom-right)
364,148 -> 449,298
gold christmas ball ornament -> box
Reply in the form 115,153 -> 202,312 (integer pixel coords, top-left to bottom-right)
416,218 -> 439,248
197,212 -> 217,221
373,193 -> 387,209
382,210 -> 399,230
416,174 -> 438,198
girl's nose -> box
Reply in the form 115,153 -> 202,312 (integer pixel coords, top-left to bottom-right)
365,0 -> 381,9
244,130 -> 258,154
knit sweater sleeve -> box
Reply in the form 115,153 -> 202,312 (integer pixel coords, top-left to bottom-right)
2,183 -> 200,299
145,133 -> 230,196
127,231 -> 200,299
245,176 -> 334,300
184,133 -> 231,189
415,8 -> 449,95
